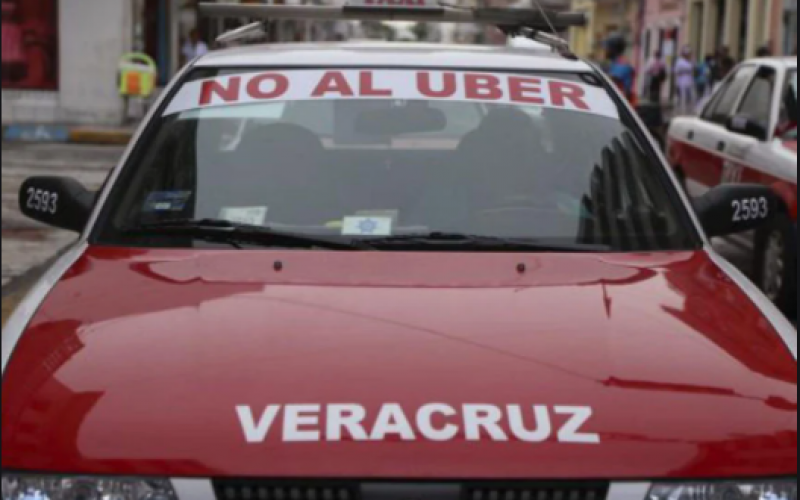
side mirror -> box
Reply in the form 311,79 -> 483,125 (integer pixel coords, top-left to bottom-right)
695,184 -> 779,238
19,176 -> 95,233
726,114 -> 768,141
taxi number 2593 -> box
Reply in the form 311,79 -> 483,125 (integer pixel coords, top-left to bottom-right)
732,197 -> 769,222
26,187 -> 59,215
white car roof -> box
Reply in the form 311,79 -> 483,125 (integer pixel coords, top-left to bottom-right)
748,56 -> 797,69
195,42 -> 594,72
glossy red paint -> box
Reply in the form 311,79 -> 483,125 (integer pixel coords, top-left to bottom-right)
2,246 -> 796,479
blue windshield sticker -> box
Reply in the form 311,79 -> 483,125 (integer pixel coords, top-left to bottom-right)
143,191 -> 192,212
342,216 -> 393,236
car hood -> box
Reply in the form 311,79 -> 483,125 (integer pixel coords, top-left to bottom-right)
2,247 -> 796,479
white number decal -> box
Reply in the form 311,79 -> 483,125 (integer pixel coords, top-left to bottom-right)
26,187 -> 59,215
732,197 -> 769,222
26,187 -> 36,211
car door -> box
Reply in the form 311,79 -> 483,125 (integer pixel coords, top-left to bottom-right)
680,65 -> 757,193
729,65 -> 782,186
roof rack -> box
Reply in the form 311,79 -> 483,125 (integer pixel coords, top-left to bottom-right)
199,2 -> 586,56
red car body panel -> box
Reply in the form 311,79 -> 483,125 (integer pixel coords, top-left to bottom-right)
2,246 -> 796,479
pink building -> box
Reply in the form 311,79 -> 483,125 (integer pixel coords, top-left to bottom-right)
637,0 -> 688,100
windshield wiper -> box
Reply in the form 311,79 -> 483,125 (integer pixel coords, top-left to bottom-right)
122,218 -> 368,250
360,232 -> 611,252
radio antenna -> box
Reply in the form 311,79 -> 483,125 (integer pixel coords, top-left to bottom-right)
531,0 -> 558,36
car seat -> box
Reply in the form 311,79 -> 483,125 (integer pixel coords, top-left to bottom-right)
207,123 -> 339,226
457,107 -> 547,205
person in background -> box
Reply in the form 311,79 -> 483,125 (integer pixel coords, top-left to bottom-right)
605,36 -> 636,103
645,50 -> 667,104
694,54 -> 711,100
182,28 -> 209,65
714,46 -> 736,82
674,46 -> 696,115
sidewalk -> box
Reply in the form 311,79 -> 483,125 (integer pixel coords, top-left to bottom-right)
2,123 -> 136,145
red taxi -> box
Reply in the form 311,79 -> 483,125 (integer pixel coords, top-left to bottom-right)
1,2 -> 796,499
668,57 -> 797,316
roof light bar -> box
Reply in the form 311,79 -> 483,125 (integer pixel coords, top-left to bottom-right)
198,2 -> 587,32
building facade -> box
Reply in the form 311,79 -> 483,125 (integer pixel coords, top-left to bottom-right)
773,0 -> 796,55
684,0 -> 786,63
1,0 -> 192,126
638,0 -> 687,98
569,0 -> 641,62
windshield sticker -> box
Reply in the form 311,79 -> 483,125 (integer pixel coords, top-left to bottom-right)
143,191 -> 192,212
163,70 -> 619,119
220,206 -> 269,226
342,216 -> 393,236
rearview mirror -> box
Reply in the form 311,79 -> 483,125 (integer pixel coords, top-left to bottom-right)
354,105 -> 447,136
19,176 -> 95,233
694,184 -> 779,238
726,114 -> 768,141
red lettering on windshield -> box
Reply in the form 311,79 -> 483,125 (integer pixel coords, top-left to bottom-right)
199,76 -> 241,106
549,81 -> 589,110
312,71 -> 355,97
464,74 -> 502,101
247,73 -> 289,100
360,72 -> 392,97
508,77 -> 545,105
417,72 -> 457,98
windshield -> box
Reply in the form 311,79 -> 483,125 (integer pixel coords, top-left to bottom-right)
95,68 -> 695,252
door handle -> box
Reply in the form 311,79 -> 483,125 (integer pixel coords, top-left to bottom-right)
717,141 -> 726,152
688,131 -> 695,140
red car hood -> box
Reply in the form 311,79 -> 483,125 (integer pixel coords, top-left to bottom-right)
2,247 -> 796,479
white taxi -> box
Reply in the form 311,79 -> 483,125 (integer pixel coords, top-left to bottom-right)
669,57 -> 797,316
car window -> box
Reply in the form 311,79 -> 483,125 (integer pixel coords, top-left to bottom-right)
737,66 -> 777,127
703,66 -> 757,124
94,67 -> 696,252
780,70 -> 797,139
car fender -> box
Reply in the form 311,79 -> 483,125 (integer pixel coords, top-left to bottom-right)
1,243 -> 88,377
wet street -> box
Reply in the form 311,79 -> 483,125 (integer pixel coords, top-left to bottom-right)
1,142 -> 123,286
1,141 -> 754,288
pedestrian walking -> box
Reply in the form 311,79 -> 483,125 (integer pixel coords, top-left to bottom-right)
674,47 -> 696,116
695,55 -> 712,100
714,46 -> 736,83
605,36 -> 637,104
645,50 -> 667,104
